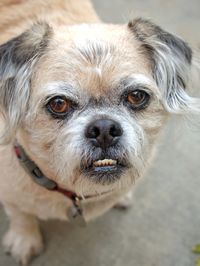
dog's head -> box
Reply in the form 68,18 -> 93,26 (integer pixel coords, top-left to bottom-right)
0,19 -> 199,195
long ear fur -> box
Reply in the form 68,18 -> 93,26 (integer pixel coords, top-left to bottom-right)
0,22 -> 52,144
128,18 -> 200,114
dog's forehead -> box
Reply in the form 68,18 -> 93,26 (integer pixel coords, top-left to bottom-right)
33,24 -> 151,98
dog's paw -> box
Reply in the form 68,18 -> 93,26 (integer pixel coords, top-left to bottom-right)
114,191 -> 133,209
3,227 -> 44,265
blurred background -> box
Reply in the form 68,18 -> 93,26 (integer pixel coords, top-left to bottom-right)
0,1 -> 200,266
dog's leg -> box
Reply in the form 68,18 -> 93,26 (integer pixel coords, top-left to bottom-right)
2,203 -> 43,266
115,190 -> 134,209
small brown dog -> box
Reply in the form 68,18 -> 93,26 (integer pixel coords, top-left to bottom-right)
0,0 -> 199,265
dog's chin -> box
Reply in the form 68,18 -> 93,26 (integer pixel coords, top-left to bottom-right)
81,157 -> 130,185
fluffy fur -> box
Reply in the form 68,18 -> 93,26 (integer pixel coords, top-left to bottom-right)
0,0 -> 199,265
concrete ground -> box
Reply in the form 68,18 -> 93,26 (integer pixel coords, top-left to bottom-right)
0,1 -> 200,266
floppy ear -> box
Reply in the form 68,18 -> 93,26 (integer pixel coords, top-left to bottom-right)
0,22 -> 52,144
128,18 -> 200,113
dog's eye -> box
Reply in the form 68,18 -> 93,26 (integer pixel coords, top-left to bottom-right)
47,96 -> 72,116
125,90 -> 150,110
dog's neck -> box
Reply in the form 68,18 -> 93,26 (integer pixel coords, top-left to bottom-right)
13,141 -> 124,224
14,142 -> 89,225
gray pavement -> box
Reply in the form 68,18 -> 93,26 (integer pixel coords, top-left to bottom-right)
0,1 -> 200,266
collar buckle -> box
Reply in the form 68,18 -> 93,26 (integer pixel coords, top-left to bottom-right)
67,197 -> 86,226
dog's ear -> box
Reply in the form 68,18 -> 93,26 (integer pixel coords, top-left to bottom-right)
128,18 -> 200,113
0,22 -> 52,143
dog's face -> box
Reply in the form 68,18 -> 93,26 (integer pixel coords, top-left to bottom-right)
0,19 -> 199,196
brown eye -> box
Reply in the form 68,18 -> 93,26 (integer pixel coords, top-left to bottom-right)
47,96 -> 73,116
125,90 -> 150,110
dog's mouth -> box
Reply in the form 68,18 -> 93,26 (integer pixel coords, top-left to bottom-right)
87,158 -> 127,171
81,156 -> 129,183
93,159 -> 118,171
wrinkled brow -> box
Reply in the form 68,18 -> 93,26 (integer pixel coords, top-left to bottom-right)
119,74 -> 160,95
41,82 -> 81,104
75,40 -> 115,65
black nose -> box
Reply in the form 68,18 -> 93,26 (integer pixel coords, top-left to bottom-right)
85,119 -> 123,149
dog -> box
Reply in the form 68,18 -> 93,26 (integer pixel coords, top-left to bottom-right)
0,0 -> 199,265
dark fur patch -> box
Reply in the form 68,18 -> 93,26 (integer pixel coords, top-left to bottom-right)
128,18 -> 192,64
0,21 -> 52,76
0,21 -> 52,143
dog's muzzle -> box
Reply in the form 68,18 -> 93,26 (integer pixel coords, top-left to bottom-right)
82,118 -> 129,182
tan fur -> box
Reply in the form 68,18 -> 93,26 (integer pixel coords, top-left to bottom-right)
0,0 -> 99,43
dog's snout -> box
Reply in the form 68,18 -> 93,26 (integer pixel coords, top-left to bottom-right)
85,119 -> 123,149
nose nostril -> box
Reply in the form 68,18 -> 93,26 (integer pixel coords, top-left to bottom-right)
109,124 -> 123,138
87,126 -> 100,139
92,126 -> 100,138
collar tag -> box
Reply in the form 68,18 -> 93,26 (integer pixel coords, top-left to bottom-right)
67,198 -> 86,226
